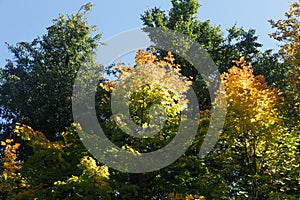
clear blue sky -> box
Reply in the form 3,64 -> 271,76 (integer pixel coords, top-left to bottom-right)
0,0 -> 291,67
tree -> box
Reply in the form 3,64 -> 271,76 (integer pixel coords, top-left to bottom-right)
141,0 -> 286,88
1,1 -> 298,199
0,3 -> 101,141
139,1 -> 291,199
268,2 -> 300,198
206,58 -> 299,199
0,139 -> 22,199
0,124 -> 111,200
97,49 -> 199,199
0,3 -> 110,199
269,1 -> 300,127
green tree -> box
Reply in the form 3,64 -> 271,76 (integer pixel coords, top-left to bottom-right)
141,0 -> 287,87
0,3 -> 110,199
269,2 -> 300,198
0,124 -> 111,200
0,3 -> 101,141
98,50 -> 197,199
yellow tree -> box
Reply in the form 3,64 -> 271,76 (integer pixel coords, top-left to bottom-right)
97,49 -> 203,199
0,139 -> 23,197
268,2 -> 300,198
210,57 -> 299,199
269,2 -> 300,125
99,49 -> 192,152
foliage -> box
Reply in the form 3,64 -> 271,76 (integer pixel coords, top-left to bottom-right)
0,1 -> 299,200
141,0 -> 285,85
168,192 -> 205,200
52,156 -> 110,200
270,1 -> 300,126
0,139 -> 22,198
0,2 -> 101,141
0,124 -> 111,200
207,58 -> 299,199
268,2 -> 300,198
138,1 -> 295,199
0,4 -> 111,199
98,49 -> 197,199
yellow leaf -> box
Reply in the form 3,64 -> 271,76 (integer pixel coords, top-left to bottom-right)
2,172 -> 7,180
5,139 -> 13,144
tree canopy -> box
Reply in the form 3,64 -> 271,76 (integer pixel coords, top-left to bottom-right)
0,1 -> 299,200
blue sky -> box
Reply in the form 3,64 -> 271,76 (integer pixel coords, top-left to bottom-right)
0,0 -> 291,67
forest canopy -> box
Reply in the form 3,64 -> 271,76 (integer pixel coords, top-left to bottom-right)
0,1 -> 299,199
